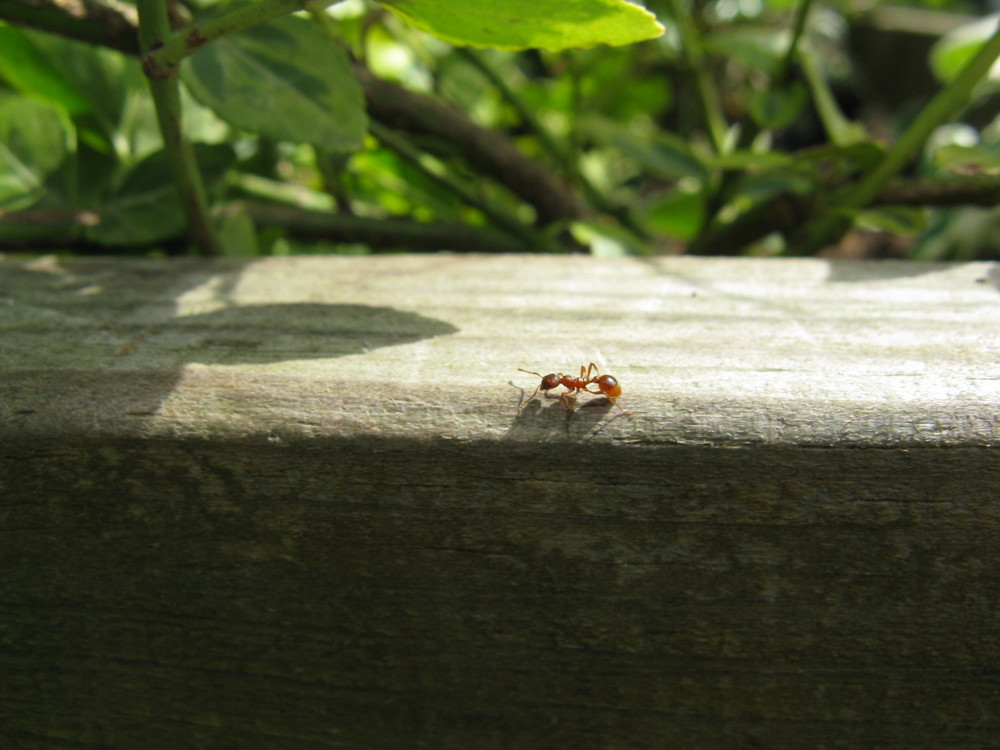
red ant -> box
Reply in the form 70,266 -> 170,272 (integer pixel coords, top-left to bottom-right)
517,362 -> 633,417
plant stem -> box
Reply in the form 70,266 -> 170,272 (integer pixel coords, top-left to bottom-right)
136,0 -> 220,255
242,203 -> 527,252
456,48 -> 650,239
666,0 -> 728,155
799,46 -> 864,147
793,18 -> 1000,254
775,0 -> 814,84
368,121 -> 547,249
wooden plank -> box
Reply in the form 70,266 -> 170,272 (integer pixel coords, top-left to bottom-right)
3,253 -> 997,445
2,253 -> 1000,749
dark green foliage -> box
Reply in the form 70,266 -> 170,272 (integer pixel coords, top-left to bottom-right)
0,0 -> 998,257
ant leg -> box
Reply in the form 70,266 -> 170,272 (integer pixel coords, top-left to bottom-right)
607,397 -> 635,418
578,385 -> 633,417
560,389 -> 578,412
517,384 -> 543,416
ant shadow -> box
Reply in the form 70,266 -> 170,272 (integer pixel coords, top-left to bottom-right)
504,386 -> 629,440
0,259 -> 458,428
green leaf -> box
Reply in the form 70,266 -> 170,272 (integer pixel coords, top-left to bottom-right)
0,25 -> 91,116
0,95 -> 72,210
377,0 -> 664,51
709,26 -> 788,76
855,206 -> 927,235
642,189 -> 704,240
708,150 -> 790,171
930,14 -> 1000,86
933,143 -> 1000,171
790,142 -> 885,182
799,46 -> 867,147
88,144 -> 236,245
748,81 -> 808,132
570,220 -> 647,256
181,15 -> 366,151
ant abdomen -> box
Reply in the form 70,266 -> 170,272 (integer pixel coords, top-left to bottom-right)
597,375 -> 621,398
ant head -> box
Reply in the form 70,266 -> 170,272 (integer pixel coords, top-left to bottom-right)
540,373 -> 561,391
519,368 -> 560,391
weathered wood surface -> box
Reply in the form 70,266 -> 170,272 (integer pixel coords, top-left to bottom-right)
2,253 -> 999,749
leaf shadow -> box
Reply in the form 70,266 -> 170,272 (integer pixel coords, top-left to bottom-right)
0,259 -> 458,428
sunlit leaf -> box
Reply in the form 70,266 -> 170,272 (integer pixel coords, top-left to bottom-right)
570,220 -> 647,256
377,0 -> 664,51
930,14 -> 1000,86
933,143 -> 1000,171
856,206 -> 927,235
0,25 -> 90,115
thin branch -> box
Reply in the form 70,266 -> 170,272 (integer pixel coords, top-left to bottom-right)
367,121 -> 542,248
876,173 -> 1000,207
0,204 -> 528,253
665,0 -> 728,155
243,203 -> 527,251
0,0 -> 141,54
774,0 -> 814,84
136,0 -> 220,255
355,63 -> 585,226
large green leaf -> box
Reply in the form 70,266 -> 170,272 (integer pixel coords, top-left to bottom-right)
0,95 -> 72,210
0,25 -> 145,156
0,25 -> 90,116
88,144 -> 236,245
181,15 -> 366,151
19,28 -> 132,134
377,0 -> 664,51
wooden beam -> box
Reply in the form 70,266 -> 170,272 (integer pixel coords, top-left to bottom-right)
2,254 -> 999,748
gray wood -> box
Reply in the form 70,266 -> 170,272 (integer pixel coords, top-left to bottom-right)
2,253 -> 999,749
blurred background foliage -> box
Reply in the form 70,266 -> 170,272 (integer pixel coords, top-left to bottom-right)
1,0 -> 999,259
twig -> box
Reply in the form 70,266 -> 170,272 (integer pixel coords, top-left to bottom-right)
355,63 -> 584,226
243,203 -> 527,251
367,121 -> 543,248
135,0 -> 220,255
792,19 -> 1000,253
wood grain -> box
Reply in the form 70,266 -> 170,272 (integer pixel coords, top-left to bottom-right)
2,254 -> 999,748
